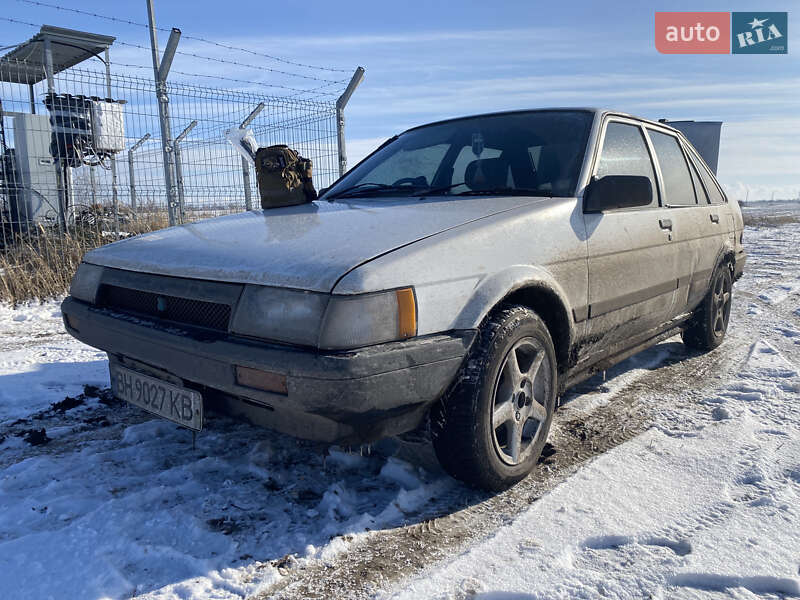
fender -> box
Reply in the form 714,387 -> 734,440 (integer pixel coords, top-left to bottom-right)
454,264 -> 577,366
713,238 -> 736,275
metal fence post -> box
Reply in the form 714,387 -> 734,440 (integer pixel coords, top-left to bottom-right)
173,120 -> 197,223
146,0 -> 181,226
128,133 -> 151,213
89,165 -> 96,205
239,102 -> 264,211
336,67 -> 365,178
105,48 -> 121,240
42,34 -> 67,232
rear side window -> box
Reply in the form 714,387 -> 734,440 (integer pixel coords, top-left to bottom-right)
687,156 -> 709,204
688,151 -> 726,205
595,122 -> 658,207
648,130 -> 697,206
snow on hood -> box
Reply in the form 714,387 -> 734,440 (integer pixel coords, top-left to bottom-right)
84,196 -> 540,292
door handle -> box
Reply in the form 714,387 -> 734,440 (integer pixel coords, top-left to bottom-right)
659,218 -> 673,230
710,213 -> 719,223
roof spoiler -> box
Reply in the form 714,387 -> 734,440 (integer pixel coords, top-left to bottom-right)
658,119 -> 722,175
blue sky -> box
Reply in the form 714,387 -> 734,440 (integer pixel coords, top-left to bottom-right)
2,0 -> 798,200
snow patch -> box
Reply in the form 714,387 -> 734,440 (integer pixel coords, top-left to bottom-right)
327,445 -> 370,470
379,457 -> 424,490
758,279 -> 800,305
744,340 -> 798,378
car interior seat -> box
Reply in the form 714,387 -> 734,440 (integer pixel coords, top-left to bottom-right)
465,157 -> 512,191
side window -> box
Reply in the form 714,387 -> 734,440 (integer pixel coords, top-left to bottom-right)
688,151 -> 726,205
595,122 -> 658,207
648,130 -> 697,206
687,153 -> 709,204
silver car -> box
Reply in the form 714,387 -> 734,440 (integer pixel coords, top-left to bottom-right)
62,108 -> 746,490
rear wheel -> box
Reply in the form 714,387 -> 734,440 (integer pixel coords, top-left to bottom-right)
682,263 -> 733,351
432,305 -> 557,491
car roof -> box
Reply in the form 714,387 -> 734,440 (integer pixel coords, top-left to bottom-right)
402,108 -> 682,136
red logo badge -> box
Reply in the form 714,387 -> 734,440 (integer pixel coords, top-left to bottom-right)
655,12 -> 731,54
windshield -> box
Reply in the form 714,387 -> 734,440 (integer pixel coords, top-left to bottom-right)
325,110 -> 594,200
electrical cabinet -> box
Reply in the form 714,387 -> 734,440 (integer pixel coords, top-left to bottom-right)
11,113 -> 59,222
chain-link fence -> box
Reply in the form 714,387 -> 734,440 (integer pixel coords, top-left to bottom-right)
0,48 -> 355,303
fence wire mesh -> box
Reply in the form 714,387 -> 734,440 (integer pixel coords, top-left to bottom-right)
0,53 -> 345,302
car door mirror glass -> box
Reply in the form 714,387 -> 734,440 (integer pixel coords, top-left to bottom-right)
584,175 -> 653,213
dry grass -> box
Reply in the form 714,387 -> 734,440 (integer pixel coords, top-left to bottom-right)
742,213 -> 800,228
0,212 -> 167,306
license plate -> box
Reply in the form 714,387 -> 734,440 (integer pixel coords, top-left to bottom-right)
110,365 -> 203,431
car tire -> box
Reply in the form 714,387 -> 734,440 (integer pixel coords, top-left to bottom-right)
682,263 -> 733,351
431,305 -> 557,491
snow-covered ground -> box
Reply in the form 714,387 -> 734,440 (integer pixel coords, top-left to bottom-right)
0,301 -> 462,599
1,206 -> 799,600
388,339 -> 800,599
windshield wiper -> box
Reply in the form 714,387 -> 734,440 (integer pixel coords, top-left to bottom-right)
413,185 -> 547,198
326,182 -> 426,200
411,182 -> 468,196
454,188 -> 547,197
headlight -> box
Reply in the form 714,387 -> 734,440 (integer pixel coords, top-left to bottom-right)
69,263 -> 104,304
230,286 -> 329,347
230,285 -> 417,350
319,288 -> 417,350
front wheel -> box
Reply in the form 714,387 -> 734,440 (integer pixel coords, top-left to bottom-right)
432,305 -> 557,491
682,263 -> 733,351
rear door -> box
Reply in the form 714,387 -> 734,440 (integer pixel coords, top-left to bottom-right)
645,128 -> 704,318
646,127 -> 725,316
582,118 -> 679,355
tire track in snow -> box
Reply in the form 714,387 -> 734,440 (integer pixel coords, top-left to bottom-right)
259,333 -> 748,600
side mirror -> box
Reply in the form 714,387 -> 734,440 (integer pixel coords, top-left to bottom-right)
317,186 -> 329,198
584,175 -> 652,213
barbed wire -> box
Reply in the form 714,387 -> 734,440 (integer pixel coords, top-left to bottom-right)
13,0 -> 351,73
1,15 -> 349,91
111,60 -> 343,98
112,39 -> 344,83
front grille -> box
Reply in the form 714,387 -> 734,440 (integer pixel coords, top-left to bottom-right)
98,285 -> 232,332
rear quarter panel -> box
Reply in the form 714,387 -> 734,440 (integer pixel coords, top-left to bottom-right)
727,196 -> 745,250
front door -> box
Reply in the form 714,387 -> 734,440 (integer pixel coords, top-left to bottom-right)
581,119 -> 679,360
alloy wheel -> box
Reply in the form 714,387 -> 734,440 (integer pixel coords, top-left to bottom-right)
490,337 -> 552,465
712,272 -> 732,336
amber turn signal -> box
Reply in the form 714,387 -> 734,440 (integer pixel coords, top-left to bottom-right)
395,287 -> 417,339
235,365 -> 288,395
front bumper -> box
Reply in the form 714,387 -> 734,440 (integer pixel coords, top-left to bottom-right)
61,296 -> 475,443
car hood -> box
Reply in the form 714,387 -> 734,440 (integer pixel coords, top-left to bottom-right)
84,196 -> 541,292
